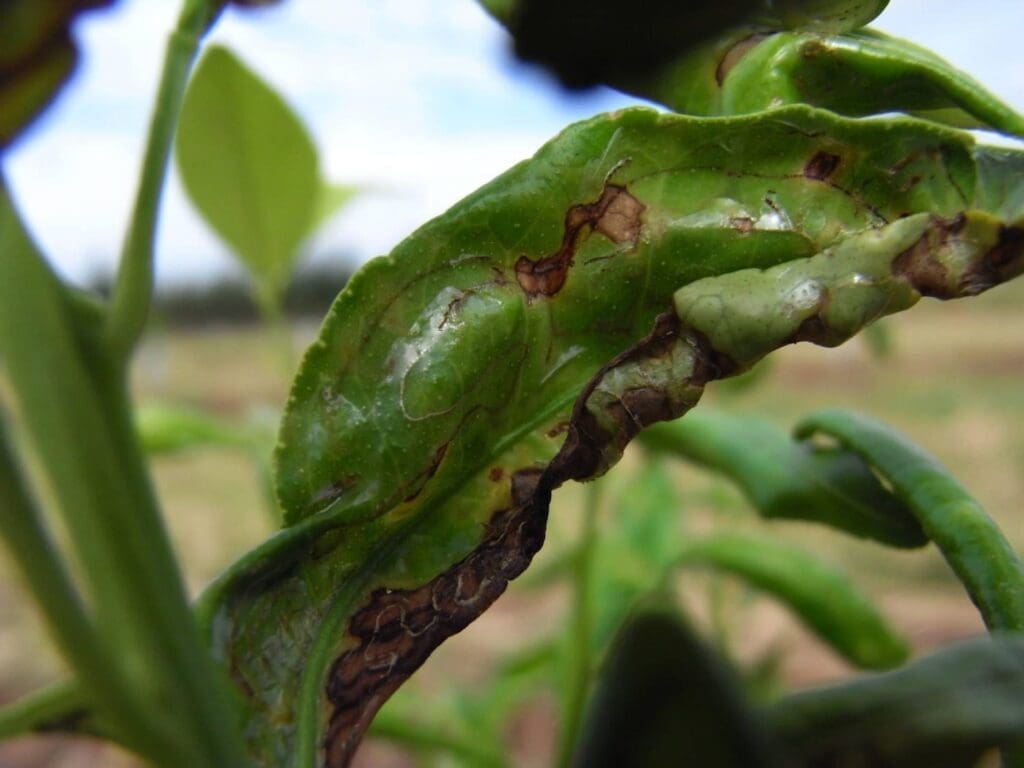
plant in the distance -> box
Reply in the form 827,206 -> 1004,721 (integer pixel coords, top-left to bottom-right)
1,1 -> 1024,768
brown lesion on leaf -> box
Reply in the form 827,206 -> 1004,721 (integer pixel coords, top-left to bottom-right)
323,469 -> 549,766
488,466 -> 504,482
516,184 -> 645,298
803,151 -> 842,182
401,442 -> 449,503
891,214 -> 966,298
962,225 -> 1024,295
547,312 -> 734,485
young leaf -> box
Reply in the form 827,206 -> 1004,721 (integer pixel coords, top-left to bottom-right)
175,45 -> 320,296
638,409 -> 926,547
677,532 -> 909,669
795,409 -> 1024,631
571,608 -> 781,768
136,401 -> 261,455
767,634 -> 1024,767
195,107 -> 1024,765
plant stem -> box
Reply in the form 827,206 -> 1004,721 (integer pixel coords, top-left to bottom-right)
0,420 -> 177,759
106,0 -> 225,360
557,480 -> 602,767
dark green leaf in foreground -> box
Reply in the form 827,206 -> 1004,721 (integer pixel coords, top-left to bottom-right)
572,608 -> 781,768
617,27 -> 1024,138
0,0 -> 116,151
767,633 -> 1024,767
677,532 -> 908,669
195,107 -> 1024,766
176,45 -> 320,297
795,409 -> 1024,631
639,409 -> 926,546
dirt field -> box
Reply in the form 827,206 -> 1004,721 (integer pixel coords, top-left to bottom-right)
1,278 -> 1022,766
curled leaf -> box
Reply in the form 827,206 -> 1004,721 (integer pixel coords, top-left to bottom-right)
677,532 -> 909,669
195,107 -> 1024,765
619,27 -> 1024,138
794,409 -> 1024,631
639,409 -> 925,547
767,634 -> 1024,767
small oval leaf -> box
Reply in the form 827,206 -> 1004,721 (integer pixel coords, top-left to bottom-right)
176,45 -> 319,294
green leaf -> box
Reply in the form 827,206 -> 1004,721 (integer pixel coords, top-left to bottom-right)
677,532 -> 909,669
194,107 -> 1024,764
0,0 -> 115,151
795,409 -> 1024,631
639,409 -> 926,547
0,179 -> 250,767
572,608 -> 781,768
767,633 -> 1024,767
313,182 -> 360,233
591,462 -> 682,649
176,45 -> 320,295
480,0 -> 887,89
136,401 -> 262,455
616,27 -> 1024,138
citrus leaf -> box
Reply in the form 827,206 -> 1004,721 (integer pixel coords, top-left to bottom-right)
619,27 -> 1024,138
176,45 -> 319,295
677,532 -> 909,669
193,107 -> 1024,765
639,409 -> 926,547
572,608 -> 781,768
767,634 -> 1024,767
794,409 -> 1024,631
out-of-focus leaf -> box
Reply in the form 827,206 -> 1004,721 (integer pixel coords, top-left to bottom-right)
767,634 -> 1024,767
795,409 -> 1024,631
677,532 -> 908,669
572,608 -> 781,768
621,27 -> 1024,138
312,182 -> 359,233
860,320 -> 893,359
136,402 -> 262,455
0,0 -> 116,150
176,45 -> 319,296
479,0 -> 887,89
591,461 -> 682,649
194,108 -> 1024,764
639,410 -> 926,547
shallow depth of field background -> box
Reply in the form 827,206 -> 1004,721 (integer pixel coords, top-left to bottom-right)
1,1 -> 1023,766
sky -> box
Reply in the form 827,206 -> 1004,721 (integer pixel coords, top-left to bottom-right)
3,0 -> 1024,287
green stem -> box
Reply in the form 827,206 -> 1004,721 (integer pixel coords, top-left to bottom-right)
106,0 -> 225,360
253,282 -> 298,377
368,709 -> 506,768
557,480 -> 602,767
0,420 -> 175,759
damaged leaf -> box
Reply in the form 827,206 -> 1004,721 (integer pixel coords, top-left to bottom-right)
195,106 -> 1024,766
615,26 -> 1024,138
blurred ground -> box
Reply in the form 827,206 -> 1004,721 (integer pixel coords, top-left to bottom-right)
1,278 -> 1021,767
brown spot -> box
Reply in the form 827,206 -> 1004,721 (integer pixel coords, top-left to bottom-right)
488,467 -> 504,482
891,214 -> 966,298
516,184 -> 645,298
962,225 -> 1024,295
323,469 -> 550,766
401,443 -> 449,502
546,420 -> 570,438
803,151 -> 841,181
716,32 -> 771,85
